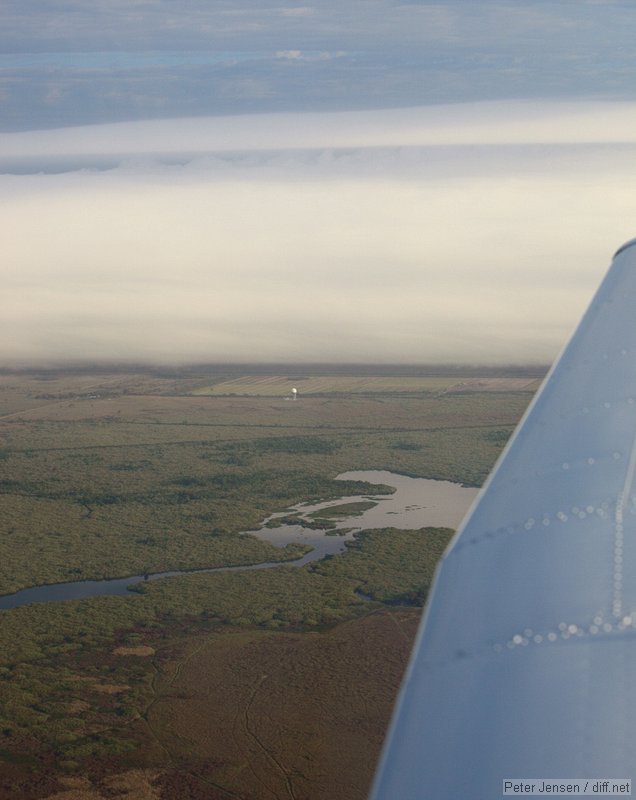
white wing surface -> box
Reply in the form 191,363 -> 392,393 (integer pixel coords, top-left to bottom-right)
370,238 -> 636,799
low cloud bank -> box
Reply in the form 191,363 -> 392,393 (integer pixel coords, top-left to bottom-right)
2,102 -> 635,366
1,101 -> 635,162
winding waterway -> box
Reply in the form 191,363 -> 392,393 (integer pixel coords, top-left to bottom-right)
0,471 -> 478,610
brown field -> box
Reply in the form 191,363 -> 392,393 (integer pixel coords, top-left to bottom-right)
148,610 -> 420,800
34,609 -> 419,800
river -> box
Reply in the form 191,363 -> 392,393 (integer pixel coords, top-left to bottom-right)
0,471 -> 478,610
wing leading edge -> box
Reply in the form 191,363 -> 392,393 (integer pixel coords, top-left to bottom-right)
370,238 -> 636,799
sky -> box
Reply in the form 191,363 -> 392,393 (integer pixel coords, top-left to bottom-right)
2,1 -> 636,366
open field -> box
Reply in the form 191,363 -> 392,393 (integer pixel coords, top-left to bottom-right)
191,374 -> 543,396
0,365 -> 538,798
145,610 -> 420,800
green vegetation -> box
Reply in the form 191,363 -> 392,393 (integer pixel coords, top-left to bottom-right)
314,527 -> 453,604
0,383 -> 526,594
0,525 -> 449,754
0,366 -> 536,796
308,500 -> 378,520
249,435 -> 341,454
265,513 -> 337,530
484,428 -> 513,446
0,567 -> 364,749
0,466 -> 390,595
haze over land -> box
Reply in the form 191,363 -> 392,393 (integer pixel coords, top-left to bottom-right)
2,1 -> 636,366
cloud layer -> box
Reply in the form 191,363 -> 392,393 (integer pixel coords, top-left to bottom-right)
2,101 -> 636,163
3,102 -> 635,366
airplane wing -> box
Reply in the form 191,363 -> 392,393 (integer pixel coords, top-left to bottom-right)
370,238 -> 636,799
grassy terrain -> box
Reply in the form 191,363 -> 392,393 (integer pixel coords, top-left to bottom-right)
0,366 -> 537,798
190,373 -> 542,396
145,609 -> 420,800
192,371 -> 539,398
307,500 -> 378,520
193,374 -> 461,395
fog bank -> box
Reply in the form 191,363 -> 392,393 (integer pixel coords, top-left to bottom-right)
2,103 -> 635,366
